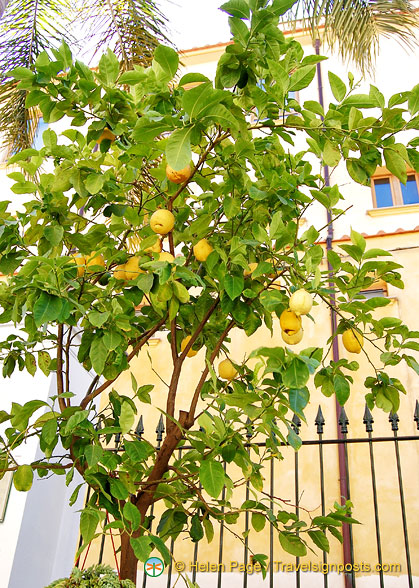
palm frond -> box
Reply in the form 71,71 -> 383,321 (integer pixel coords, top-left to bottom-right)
283,0 -> 419,74
0,0 -> 75,154
76,0 -> 170,71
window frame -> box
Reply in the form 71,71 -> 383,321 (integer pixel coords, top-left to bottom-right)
371,166 -> 419,208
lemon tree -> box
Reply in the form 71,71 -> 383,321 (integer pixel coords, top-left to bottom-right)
1,1 -> 419,584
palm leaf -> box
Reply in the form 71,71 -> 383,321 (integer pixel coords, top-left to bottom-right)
75,0 -> 170,71
0,0 -> 74,155
283,0 -> 419,74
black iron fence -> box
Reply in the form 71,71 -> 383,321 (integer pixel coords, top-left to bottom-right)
86,402 -> 419,588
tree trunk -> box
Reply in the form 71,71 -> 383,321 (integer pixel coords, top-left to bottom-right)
120,530 -> 140,584
0,0 -> 9,19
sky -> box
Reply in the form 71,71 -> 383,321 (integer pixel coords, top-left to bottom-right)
160,0 -> 232,50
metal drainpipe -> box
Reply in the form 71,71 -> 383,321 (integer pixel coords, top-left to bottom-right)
314,38 -> 353,588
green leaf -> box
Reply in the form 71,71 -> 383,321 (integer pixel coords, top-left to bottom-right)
83,445 -> 102,468
182,83 -> 225,121
323,140 -> 340,167
118,69 -> 147,85
224,275 -> 244,300
220,0 -> 250,19
130,536 -> 153,562
25,353 -> 37,376
178,73 -> 210,87
283,359 -> 310,388
11,181 -> 38,195
279,532 -> 307,556
38,351 -> 51,376
408,84 -> 419,115
120,401 -> 135,434
251,512 -> 266,532
350,228 -> 366,253
125,440 -> 150,462
150,534 -> 171,564
64,410 -> 89,435
89,337 -> 108,375
80,508 -> 101,543
166,127 -> 192,171
153,45 -> 179,81
334,375 -> 350,406
202,518 -> 215,543
384,148 -> 407,183
190,514 -> 204,542
88,311 -> 110,328
308,530 -> 330,552
123,502 -> 141,531
328,72 -> 346,102
85,173 -> 105,195
110,477 -> 129,500
289,66 -> 316,92
199,460 -> 225,498
33,293 -> 63,327
44,225 -> 64,246
287,426 -> 302,451
289,388 -> 309,415
14,465 -> 33,491
98,49 -> 120,85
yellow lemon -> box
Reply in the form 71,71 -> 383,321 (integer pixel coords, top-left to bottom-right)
158,251 -> 175,263
166,164 -> 191,184
86,252 -> 105,273
218,358 -> 238,380
150,209 -> 175,235
279,309 -> 302,335
113,264 -> 127,280
124,257 -> 144,281
71,254 -> 86,278
144,237 -> 162,253
97,128 -> 116,144
289,289 -> 313,315
342,329 -> 363,354
243,262 -> 258,277
281,328 -> 304,345
193,239 -> 213,262
180,335 -> 198,357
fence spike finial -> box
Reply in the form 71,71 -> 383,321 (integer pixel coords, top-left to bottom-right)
315,405 -> 325,434
363,404 -> 374,433
338,406 -> 349,434
414,400 -> 419,431
291,413 -> 301,434
245,416 -> 253,439
135,415 -> 144,440
156,414 -> 165,441
389,412 -> 399,432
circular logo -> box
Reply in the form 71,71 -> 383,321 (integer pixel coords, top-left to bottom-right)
144,556 -> 164,577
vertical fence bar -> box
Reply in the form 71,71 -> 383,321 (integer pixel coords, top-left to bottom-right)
338,407 -> 355,588
389,413 -> 413,588
315,406 -> 328,588
217,461 -> 227,588
363,406 -> 384,588
292,414 -> 301,588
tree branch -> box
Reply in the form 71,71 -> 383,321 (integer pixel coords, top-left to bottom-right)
186,319 -> 235,428
80,315 -> 167,410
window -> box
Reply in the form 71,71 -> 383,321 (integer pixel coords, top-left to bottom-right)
371,168 -> 419,208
